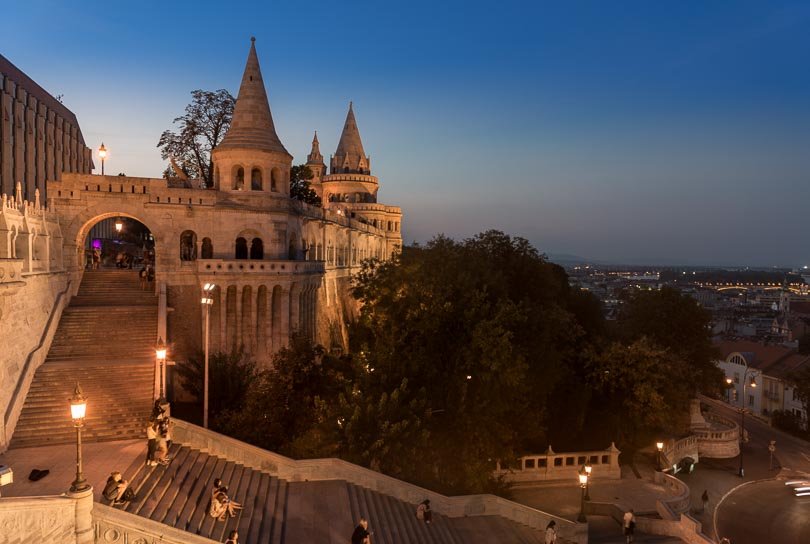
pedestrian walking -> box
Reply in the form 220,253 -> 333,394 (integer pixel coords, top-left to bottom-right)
351,518 -> 372,544
623,508 -> 635,543
139,266 -> 148,290
701,489 -> 709,513
545,520 -> 557,543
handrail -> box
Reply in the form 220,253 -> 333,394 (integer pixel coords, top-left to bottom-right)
94,503 -> 218,544
3,278 -> 71,446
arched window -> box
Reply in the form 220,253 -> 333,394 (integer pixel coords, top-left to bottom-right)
251,168 -> 262,191
233,166 -> 245,190
235,237 -> 248,259
271,168 -> 282,192
201,237 -> 213,259
250,238 -> 264,259
180,230 -> 197,261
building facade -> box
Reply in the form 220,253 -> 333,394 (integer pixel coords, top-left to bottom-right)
0,54 -> 93,204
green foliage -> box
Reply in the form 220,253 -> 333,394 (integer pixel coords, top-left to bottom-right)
174,351 -> 257,428
157,89 -> 235,187
770,409 -> 808,437
585,339 -> 691,448
617,287 -> 723,396
789,364 -> 810,419
216,335 -> 356,456
798,332 -> 810,355
289,165 -> 321,206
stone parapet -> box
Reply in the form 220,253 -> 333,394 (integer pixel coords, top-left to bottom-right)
493,444 -> 622,484
694,412 -> 740,458
197,258 -> 324,276
0,493 -> 83,543
653,471 -> 690,518
93,503 -> 217,544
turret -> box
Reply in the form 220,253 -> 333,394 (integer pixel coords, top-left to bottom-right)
211,37 -> 292,193
305,131 -> 325,181
330,102 -> 371,175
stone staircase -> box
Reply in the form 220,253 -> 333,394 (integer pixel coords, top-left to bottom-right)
9,270 -> 157,449
111,442 -> 552,544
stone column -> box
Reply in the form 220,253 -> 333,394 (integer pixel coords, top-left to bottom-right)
36,102 -> 46,200
69,125 -> 78,173
55,116 -> 64,180
289,283 -> 301,336
0,79 -> 13,197
25,95 -> 36,203
219,285 -> 227,353
68,487 -> 94,544
13,89 -> 25,195
235,284 -> 243,352
279,286 -> 290,348
46,110 -> 55,181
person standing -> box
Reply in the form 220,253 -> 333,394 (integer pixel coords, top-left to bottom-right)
416,499 -> 432,524
351,518 -> 372,544
623,508 -> 635,543
545,520 -> 557,543
146,419 -> 158,466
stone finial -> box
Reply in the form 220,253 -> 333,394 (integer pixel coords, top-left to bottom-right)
608,441 -> 620,452
1,193 -> 6,209
35,187 -> 41,209
545,445 -> 555,455
251,36 -> 256,43
15,182 -> 22,204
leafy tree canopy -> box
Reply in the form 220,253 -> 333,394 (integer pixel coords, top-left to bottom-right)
289,165 -> 321,206
157,89 -> 235,187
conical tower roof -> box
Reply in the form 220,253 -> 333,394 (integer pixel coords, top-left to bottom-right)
217,38 -> 289,155
334,102 -> 367,163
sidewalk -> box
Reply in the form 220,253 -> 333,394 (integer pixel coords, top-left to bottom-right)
0,439 -> 143,501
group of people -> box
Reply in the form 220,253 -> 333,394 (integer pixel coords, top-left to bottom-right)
145,401 -> 172,466
208,477 -> 243,521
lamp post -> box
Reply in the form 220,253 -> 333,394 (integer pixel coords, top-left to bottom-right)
69,384 -> 90,493
656,441 -> 664,471
739,367 -> 757,478
98,143 -> 107,176
726,377 -> 733,404
201,283 -> 215,429
577,466 -> 588,522
155,338 -> 167,402
584,463 -> 592,501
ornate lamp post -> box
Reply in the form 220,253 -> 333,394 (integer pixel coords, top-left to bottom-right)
98,143 -> 107,175
584,463 -> 592,500
726,377 -> 733,403
656,441 -> 664,471
155,338 -> 167,402
69,384 -> 90,493
577,466 -> 588,522
201,283 -> 215,429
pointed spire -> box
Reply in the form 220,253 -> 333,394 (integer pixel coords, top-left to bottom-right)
335,101 -> 366,160
216,38 -> 289,155
307,130 -> 323,164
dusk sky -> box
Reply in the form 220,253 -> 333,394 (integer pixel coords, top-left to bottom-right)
5,0 -> 810,267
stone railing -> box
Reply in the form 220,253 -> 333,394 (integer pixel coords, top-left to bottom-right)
654,471 -> 691,518
2,279 -> 71,451
694,412 -> 740,458
197,258 -> 325,276
0,489 -> 93,544
93,503 -> 217,544
661,435 -> 699,471
172,420 -> 587,543
493,444 -> 621,484
585,501 -> 712,544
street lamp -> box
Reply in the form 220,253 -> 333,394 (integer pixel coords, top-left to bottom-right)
156,338 -> 167,402
98,143 -> 107,176
201,283 -> 216,429
115,218 -> 123,234
69,384 -> 90,493
656,441 -> 664,470
577,466 -> 588,522
739,368 -> 757,478
725,377 -> 733,403
584,463 -> 592,500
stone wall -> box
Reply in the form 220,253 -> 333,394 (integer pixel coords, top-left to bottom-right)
0,269 -> 69,450
93,503 -> 216,544
493,444 -> 622,484
0,490 -> 91,544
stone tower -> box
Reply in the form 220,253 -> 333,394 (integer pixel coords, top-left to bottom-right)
322,103 -> 378,206
305,131 -> 325,199
211,37 -> 292,193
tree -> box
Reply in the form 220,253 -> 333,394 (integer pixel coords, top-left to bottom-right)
289,165 -> 321,206
157,89 -> 235,187
349,231 -> 597,493
616,287 -> 722,396
798,332 -> 810,355
789,364 -> 810,427
174,350 -> 257,428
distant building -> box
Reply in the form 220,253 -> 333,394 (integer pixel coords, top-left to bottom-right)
0,53 -> 93,204
716,339 -> 810,426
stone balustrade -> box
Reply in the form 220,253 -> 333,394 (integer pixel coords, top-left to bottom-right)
653,471 -> 691,518
197,258 -> 325,275
493,444 -> 621,484
585,501 -> 712,544
694,412 -> 740,458
0,489 -> 92,544
171,419 -> 587,543
93,503 -> 217,544
661,435 -> 699,471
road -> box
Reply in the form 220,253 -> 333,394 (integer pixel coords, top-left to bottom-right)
703,397 -> 810,544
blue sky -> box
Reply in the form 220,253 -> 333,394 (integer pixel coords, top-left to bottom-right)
5,0 -> 810,266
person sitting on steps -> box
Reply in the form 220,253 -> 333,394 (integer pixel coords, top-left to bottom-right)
103,471 -> 134,504
224,530 -> 239,544
416,499 -> 432,524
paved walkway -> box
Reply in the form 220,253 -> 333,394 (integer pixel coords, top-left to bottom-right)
0,439 -> 143,501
